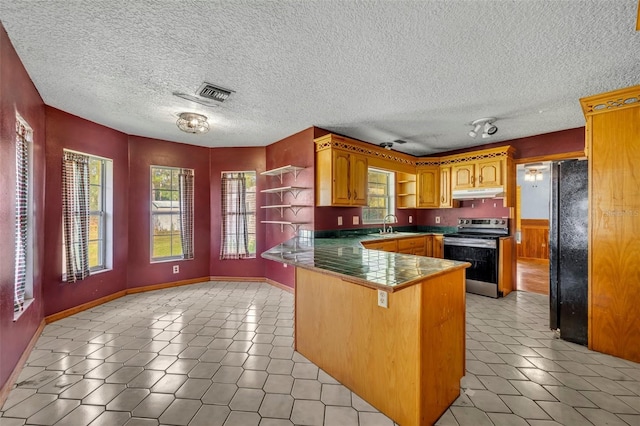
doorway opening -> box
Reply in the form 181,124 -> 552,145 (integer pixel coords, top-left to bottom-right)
515,161 -> 551,295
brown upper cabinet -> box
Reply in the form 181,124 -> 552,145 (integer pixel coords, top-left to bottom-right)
417,166 -> 440,208
315,135 -> 368,206
439,166 -> 453,208
314,133 -> 515,208
451,158 -> 503,191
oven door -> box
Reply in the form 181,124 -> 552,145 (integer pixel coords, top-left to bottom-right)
444,237 -> 499,298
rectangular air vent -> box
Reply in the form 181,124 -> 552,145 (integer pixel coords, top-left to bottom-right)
198,83 -> 234,103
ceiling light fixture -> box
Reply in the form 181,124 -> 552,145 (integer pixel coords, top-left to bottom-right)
380,142 -> 393,150
524,162 -> 547,182
176,112 -> 209,134
468,117 -> 498,139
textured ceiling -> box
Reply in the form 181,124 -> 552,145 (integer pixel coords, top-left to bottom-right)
1,1 -> 638,155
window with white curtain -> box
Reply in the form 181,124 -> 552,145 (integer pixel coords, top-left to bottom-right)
151,166 -> 194,261
62,151 -> 113,280
14,114 -> 33,315
220,171 -> 256,259
362,168 -> 395,224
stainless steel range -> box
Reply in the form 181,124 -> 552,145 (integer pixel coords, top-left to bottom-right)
443,218 -> 509,298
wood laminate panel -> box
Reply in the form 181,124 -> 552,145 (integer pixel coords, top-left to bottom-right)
517,219 -> 550,260
295,267 -> 466,426
295,268 -> 421,425
590,106 -> 640,363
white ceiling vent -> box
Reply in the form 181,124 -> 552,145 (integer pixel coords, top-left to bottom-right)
197,82 -> 233,102
173,82 -> 234,108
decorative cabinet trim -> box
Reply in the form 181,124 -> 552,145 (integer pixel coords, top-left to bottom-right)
580,85 -> 640,117
315,134 -> 416,166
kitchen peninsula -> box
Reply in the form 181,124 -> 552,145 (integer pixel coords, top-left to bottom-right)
262,234 -> 470,426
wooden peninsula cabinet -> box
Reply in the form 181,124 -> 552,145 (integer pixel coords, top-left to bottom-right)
315,140 -> 368,206
580,85 -> 640,363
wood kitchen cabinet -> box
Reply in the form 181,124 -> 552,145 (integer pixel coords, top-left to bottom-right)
396,172 -> 416,209
432,235 -> 444,258
397,236 -> 427,256
581,84 -> 640,363
451,158 -> 503,191
362,239 -> 398,252
417,166 -> 440,208
439,166 -> 454,208
316,147 -> 368,206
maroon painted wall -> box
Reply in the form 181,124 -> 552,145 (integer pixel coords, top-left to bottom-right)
128,136 -> 211,288
441,127 -> 585,159
43,108 -> 130,315
0,24 -> 46,394
416,127 -> 585,226
209,147 -> 267,278
264,128 -> 317,287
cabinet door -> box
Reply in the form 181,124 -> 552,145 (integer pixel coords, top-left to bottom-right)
363,240 -> 397,252
417,167 -> 440,208
439,167 -> 452,208
452,163 -> 475,190
424,235 -> 433,257
432,235 -> 444,258
477,159 -> 502,187
350,154 -> 369,206
331,150 -> 352,205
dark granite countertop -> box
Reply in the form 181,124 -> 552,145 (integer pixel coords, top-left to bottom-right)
261,233 -> 469,292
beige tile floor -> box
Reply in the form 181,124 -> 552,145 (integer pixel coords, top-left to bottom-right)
1,281 -> 639,426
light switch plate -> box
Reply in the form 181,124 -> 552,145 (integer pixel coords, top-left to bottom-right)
338,216 -> 343,226
409,215 -> 413,223
377,290 -> 388,308
435,216 -> 440,224
353,216 -> 359,225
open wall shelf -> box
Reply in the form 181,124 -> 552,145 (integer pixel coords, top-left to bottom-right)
261,204 -> 307,217
260,165 -> 305,183
260,186 -> 308,201
260,221 -> 309,233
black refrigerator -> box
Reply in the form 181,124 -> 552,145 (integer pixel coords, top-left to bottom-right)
549,159 -> 588,346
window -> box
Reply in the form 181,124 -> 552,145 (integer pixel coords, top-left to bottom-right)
151,166 -> 194,261
362,168 -> 395,224
220,171 -> 256,259
14,114 -> 33,315
62,150 -> 113,281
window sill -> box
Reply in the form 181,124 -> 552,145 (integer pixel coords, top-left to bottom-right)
13,298 -> 35,322
150,257 -> 191,264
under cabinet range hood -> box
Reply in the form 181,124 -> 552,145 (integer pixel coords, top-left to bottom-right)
452,187 -> 505,200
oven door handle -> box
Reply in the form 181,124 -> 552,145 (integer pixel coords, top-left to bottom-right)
443,238 -> 497,249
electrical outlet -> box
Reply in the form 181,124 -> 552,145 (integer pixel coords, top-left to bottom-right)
494,202 -> 497,208
435,216 -> 440,224
409,215 -> 413,224
337,216 -> 343,226
377,290 -> 388,308
172,265 -> 179,274
353,216 -> 359,225
283,263 -> 287,268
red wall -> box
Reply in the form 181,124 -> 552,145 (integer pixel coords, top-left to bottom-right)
416,127 -> 585,226
264,128 -> 318,287
441,127 -> 585,159
127,136 -> 211,288
209,147 -> 267,278
0,24 -> 46,395
43,108 -> 129,315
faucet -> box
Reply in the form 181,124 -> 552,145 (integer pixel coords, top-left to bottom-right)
382,214 -> 398,233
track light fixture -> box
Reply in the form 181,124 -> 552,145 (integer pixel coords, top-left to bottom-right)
468,118 -> 498,139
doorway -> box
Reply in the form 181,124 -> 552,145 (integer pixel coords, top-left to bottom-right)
515,162 -> 551,295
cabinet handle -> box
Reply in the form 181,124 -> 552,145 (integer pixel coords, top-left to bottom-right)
441,196 -> 445,203
471,176 -> 475,184
353,190 -> 357,200
348,189 -> 351,199
479,175 -> 483,183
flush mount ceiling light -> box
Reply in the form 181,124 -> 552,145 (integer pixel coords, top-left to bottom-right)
176,112 -> 209,134
524,162 -> 548,182
380,142 -> 394,150
468,117 -> 498,139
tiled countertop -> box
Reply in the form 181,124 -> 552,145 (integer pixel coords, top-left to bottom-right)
261,233 -> 470,292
